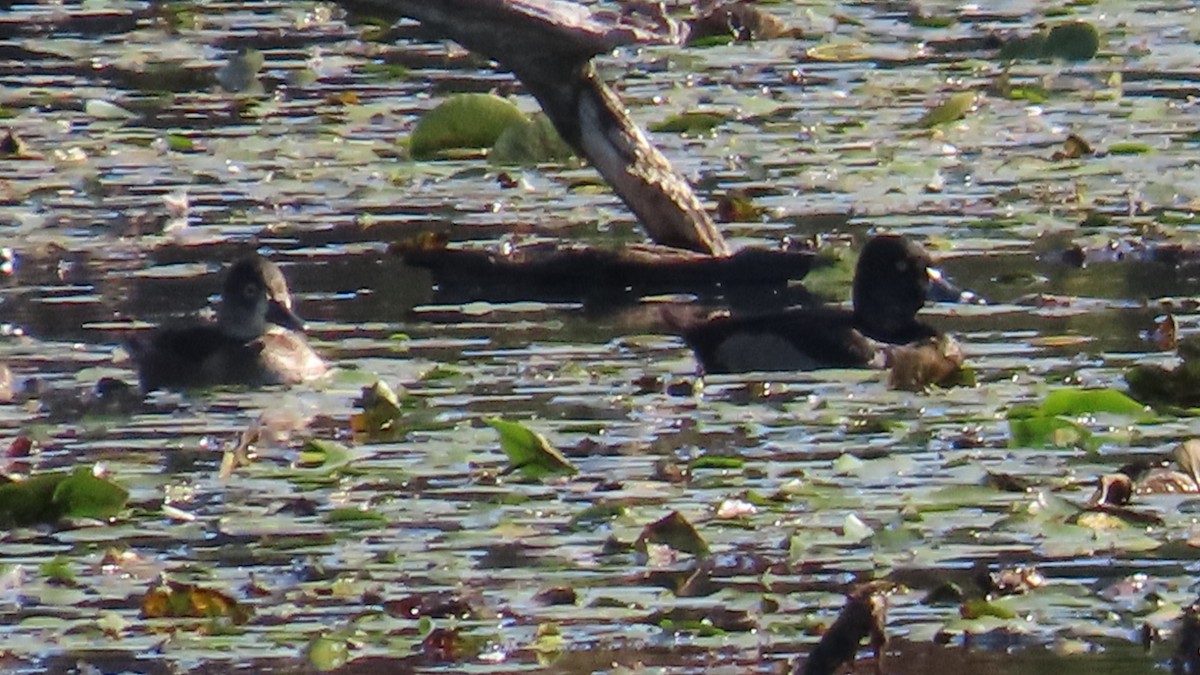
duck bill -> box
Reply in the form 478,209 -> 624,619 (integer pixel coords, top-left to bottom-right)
926,266 -> 982,304
266,299 -> 306,331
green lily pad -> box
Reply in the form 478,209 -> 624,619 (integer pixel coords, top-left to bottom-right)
650,111 -> 729,135
1037,388 -> 1145,416
297,439 -> 355,473
164,133 -> 195,152
1007,388 -> 1144,450
1108,142 -> 1153,155
634,510 -> 709,558
308,634 -> 351,672
909,14 -> 954,28
961,597 -> 1018,620
1044,21 -> 1101,61
806,41 -> 868,62
999,21 -> 1100,62
690,456 -> 745,470
1008,414 -> 1093,450
351,380 -> 405,438
567,503 -> 628,531
0,467 -> 128,528
410,93 -> 528,160
325,507 -> 387,524
485,418 -> 578,479
914,92 -> 976,128
490,113 -> 573,166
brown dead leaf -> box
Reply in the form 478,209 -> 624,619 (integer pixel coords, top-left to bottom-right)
140,579 -> 251,624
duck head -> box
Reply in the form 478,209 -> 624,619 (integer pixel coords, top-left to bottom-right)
217,256 -> 305,341
851,235 -> 932,338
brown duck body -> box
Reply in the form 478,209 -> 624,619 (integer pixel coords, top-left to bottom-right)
128,325 -> 326,391
127,256 -> 327,391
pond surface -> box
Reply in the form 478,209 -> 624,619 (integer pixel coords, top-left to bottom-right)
2,1 -> 1200,673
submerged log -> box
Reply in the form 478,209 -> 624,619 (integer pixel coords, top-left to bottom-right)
393,236 -> 818,305
336,0 -> 730,256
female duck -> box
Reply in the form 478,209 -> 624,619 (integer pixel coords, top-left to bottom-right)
679,235 -> 951,374
127,256 -> 327,391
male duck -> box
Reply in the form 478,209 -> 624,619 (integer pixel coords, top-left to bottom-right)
679,234 -> 951,374
127,255 -> 327,391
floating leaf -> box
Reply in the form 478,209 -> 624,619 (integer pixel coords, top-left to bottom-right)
981,565 -> 1045,596
1008,413 -> 1089,449
350,380 -> 404,438
690,456 -> 745,470
325,507 -> 386,524
360,62 -> 410,81
307,635 -> 351,672
0,129 -> 27,157
999,34 -> 1048,61
489,113 -> 573,166
53,468 -> 130,520
39,556 -> 75,585
1075,510 -> 1129,530
216,48 -> 265,93
485,418 -> 578,479
833,454 -> 865,476
961,597 -> 1017,620
140,580 -> 251,624
909,13 -> 954,28
687,3 -> 795,44
85,99 -> 137,120
164,133 -> 195,152
1037,388 -> 1145,416
0,467 -> 128,528
421,627 -> 474,661
1053,133 -> 1094,160
409,93 -> 528,160
1044,21 -> 1101,61
296,439 -> 355,473
634,510 -> 709,557
567,503 -> 628,531
806,42 -> 868,62
716,189 -> 765,223
872,524 -> 922,551
843,513 -> 873,541
421,364 -> 465,381
887,335 -> 966,391
914,92 -> 976,128
383,592 -> 476,620
1007,388 -> 1144,450
686,34 -> 734,48
532,622 -> 568,658
999,21 -> 1100,61
1108,142 -> 1153,155
650,111 -> 729,135
1005,86 -> 1048,103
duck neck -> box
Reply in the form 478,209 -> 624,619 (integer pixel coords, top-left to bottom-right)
217,302 -> 267,341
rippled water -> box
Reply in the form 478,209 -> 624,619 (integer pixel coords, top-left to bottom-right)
2,1 -> 1200,673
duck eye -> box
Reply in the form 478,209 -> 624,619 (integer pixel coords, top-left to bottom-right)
242,284 -> 260,300
895,261 -> 909,272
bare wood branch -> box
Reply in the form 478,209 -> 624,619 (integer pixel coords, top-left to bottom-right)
337,0 -> 731,256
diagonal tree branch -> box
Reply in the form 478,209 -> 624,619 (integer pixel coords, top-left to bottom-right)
338,0 -> 731,256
